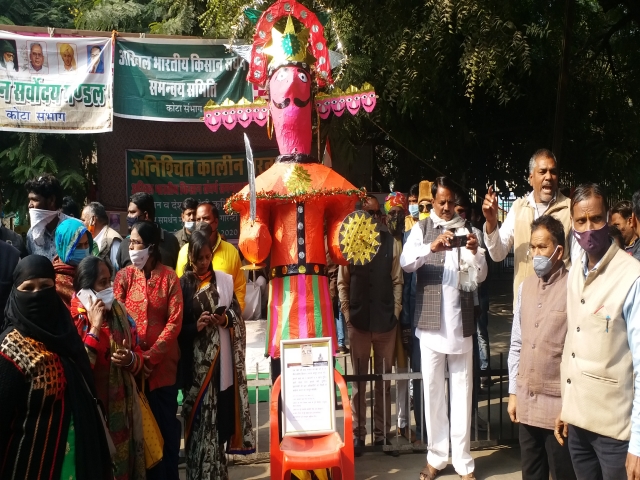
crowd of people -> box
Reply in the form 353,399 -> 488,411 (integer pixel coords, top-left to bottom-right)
0,173 -> 253,480
2,147 -> 640,480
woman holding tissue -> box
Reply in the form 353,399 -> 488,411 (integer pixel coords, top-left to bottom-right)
71,255 -> 146,480
114,220 -> 183,480
53,217 -> 93,309
179,230 -> 254,480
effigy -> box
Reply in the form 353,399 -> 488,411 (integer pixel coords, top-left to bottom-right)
205,0 -> 378,361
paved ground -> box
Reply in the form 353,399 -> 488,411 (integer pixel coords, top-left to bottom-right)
185,269 -> 522,479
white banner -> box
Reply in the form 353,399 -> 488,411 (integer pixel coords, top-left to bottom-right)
0,32 -> 113,133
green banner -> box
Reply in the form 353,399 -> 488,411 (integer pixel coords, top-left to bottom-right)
114,38 -> 253,121
126,150 -> 277,239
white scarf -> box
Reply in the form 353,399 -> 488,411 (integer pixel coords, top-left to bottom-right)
429,210 -> 467,230
214,270 -> 235,392
28,209 -> 68,246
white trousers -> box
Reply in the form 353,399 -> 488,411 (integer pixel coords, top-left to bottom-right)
420,341 -> 474,475
396,366 -> 409,428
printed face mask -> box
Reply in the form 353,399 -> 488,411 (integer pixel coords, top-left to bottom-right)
129,246 -> 150,270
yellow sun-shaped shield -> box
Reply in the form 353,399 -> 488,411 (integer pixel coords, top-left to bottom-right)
338,210 -> 381,265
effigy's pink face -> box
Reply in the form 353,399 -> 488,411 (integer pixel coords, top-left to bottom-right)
204,110 -> 222,132
269,65 -> 312,155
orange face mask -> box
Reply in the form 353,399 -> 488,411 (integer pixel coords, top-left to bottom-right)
87,219 -> 96,235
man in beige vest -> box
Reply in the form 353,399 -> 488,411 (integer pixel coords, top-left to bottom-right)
482,149 -> 575,308
81,201 -> 122,271
508,215 -> 576,479
555,183 -> 640,480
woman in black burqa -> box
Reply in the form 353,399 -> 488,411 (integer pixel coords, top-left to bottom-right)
0,254 -> 112,479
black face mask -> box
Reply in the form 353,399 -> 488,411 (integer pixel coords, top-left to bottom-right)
127,215 -> 141,230
13,287 -> 61,332
387,216 -> 405,237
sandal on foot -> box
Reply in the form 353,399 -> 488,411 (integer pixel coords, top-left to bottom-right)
419,463 -> 439,480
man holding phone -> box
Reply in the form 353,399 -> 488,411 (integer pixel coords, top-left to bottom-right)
401,177 -> 487,480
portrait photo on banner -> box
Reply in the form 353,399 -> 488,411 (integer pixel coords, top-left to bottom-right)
57,42 -> 77,74
87,44 -> 104,74
27,41 -> 48,74
0,39 -> 19,77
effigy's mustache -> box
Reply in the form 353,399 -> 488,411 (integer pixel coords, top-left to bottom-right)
272,97 -> 310,109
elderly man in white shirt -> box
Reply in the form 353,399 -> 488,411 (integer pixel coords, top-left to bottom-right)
401,177 -> 487,480
482,149 -> 577,309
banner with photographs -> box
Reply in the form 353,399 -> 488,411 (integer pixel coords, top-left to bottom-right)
115,38 -> 254,122
126,150 -> 278,239
0,32 -> 113,133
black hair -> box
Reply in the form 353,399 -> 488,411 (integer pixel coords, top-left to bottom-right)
198,200 -> 219,220
24,173 -> 63,209
61,196 -> 80,218
130,192 -> 156,221
181,197 -> 199,212
633,191 -> 640,219
571,183 -> 608,217
132,220 -> 162,263
609,225 -> 624,249
409,184 -> 419,198
86,201 -> 108,223
530,215 -> 565,248
611,200 -> 633,221
454,191 -> 470,209
431,176 -> 457,198
73,256 -> 112,292
185,230 -> 213,274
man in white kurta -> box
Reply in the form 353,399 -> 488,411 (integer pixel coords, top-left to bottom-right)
401,178 -> 487,480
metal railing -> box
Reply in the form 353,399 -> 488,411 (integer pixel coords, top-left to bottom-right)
235,351 -> 517,462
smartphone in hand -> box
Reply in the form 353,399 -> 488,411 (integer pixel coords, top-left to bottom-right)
213,305 -> 227,316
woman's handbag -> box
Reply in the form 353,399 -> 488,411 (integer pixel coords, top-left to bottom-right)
136,381 -> 164,469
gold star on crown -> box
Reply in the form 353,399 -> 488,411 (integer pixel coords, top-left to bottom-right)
262,16 -> 315,72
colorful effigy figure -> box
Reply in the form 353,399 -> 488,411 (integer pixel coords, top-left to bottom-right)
226,11 -> 366,362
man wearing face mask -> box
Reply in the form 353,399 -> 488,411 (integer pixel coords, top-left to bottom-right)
403,182 -> 428,449
384,192 -> 414,443
507,215 -> 576,480
116,192 -> 180,271
483,149 -> 575,311
174,198 -> 198,248
338,194 -> 403,456
406,184 -> 420,232
81,201 -> 122,273
25,173 -> 68,261
555,183 -> 640,480
401,177 -> 487,480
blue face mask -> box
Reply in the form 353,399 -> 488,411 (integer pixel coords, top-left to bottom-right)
68,248 -> 89,266
408,204 -> 419,218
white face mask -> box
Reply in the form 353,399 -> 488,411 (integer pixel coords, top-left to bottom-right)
184,221 -> 195,231
129,246 -> 150,270
96,287 -> 114,310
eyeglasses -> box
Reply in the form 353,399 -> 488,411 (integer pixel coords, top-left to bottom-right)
386,210 -> 401,218
365,209 -> 382,218
418,204 -> 431,213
